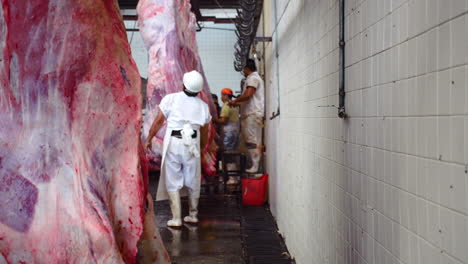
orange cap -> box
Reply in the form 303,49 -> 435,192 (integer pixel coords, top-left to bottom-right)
221,88 -> 233,95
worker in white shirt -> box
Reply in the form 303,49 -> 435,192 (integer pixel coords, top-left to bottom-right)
145,70 -> 211,227
229,59 -> 264,174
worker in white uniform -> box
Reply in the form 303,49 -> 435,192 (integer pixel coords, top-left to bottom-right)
229,59 -> 264,173
145,70 -> 211,227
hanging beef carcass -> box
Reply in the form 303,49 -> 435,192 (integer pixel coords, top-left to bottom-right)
138,0 -> 218,191
0,1 -> 169,263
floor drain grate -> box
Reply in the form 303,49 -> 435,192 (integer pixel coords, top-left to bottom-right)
240,205 -> 294,264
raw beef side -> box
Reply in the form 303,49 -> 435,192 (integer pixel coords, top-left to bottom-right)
137,0 -> 218,177
0,1 -> 169,263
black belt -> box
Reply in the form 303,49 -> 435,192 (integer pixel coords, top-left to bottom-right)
171,130 -> 197,139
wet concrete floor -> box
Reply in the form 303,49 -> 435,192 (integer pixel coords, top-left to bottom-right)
149,174 -> 293,264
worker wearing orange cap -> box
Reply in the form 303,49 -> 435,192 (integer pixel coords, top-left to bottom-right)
214,88 -> 240,184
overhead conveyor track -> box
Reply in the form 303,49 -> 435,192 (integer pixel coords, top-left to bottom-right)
119,0 -> 241,24
233,0 -> 263,71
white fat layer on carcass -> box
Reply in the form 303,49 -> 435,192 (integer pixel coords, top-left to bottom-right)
2,81 -> 127,261
138,0 -> 176,51
75,81 -> 106,112
0,3 -> 5,106
0,251 -> 28,264
28,167 -> 73,242
138,0 -> 175,154
0,3 -> 4,55
9,53 -> 19,103
70,82 -> 143,263
17,89 -> 71,182
23,124 -> 127,262
73,79 -> 144,205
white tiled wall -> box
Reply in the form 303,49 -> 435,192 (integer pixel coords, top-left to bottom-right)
259,0 -> 468,263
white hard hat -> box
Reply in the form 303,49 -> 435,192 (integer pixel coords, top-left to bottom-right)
183,70 -> 204,93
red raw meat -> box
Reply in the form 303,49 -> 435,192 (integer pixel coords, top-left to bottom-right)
0,1 -> 169,263
138,0 -> 218,177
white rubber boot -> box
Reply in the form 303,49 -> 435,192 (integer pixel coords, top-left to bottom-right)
183,191 -> 199,224
246,149 -> 261,174
167,191 -> 182,227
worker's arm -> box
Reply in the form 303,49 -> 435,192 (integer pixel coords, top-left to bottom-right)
200,124 -> 218,153
200,124 -> 209,151
213,116 -> 229,124
229,87 -> 255,106
144,111 -> 166,150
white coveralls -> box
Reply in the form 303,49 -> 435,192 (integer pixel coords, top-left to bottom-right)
156,92 -> 211,201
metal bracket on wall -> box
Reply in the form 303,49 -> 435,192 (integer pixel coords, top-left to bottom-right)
254,36 -> 272,42
269,109 -> 280,120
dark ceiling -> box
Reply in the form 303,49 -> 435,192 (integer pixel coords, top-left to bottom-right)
118,0 -> 239,23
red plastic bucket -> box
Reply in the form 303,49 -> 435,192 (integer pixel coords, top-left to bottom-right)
242,174 -> 268,206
